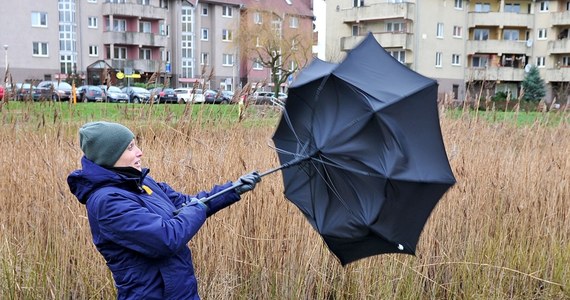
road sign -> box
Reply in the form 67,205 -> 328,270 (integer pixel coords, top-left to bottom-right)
116,72 -> 125,79
125,73 -> 141,79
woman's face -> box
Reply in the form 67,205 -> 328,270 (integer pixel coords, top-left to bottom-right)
114,139 -> 143,171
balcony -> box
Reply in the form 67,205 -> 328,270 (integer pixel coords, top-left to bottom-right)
108,59 -> 163,73
465,67 -> 525,81
102,2 -> 168,20
545,67 -> 570,82
551,11 -> 570,26
467,39 -> 530,55
339,2 -> 415,23
548,39 -> 570,54
468,12 -> 532,28
341,33 -> 414,51
103,31 -> 168,48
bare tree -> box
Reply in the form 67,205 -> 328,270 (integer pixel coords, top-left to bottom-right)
236,8 -> 313,97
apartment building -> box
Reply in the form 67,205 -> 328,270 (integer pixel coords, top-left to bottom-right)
0,0 -> 314,93
325,0 -> 570,103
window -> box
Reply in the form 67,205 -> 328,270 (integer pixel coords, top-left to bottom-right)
222,29 -> 232,41
537,28 -> 547,40
353,0 -> 364,7
222,54 -> 234,66
452,54 -> 461,66
387,22 -> 405,32
562,56 -> 570,66
159,0 -> 168,8
138,0 -> 150,5
139,21 -> 151,33
254,12 -> 262,24
567,1 -> 570,11
87,0 -> 96,2
107,0 -> 125,2
253,58 -> 263,70
504,3 -> 520,13
89,45 -> 98,56
139,48 -> 151,60
200,52 -> 209,65
436,23 -> 444,38
88,17 -> 98,28
32,42 -> 49,56
291,39 -> 298,50
453,26 -> 462,38
475,3 -> 490,12
388,50 -> 406,64
290,16 -> 299,28
107,18 -> 126,32
454,0 -> 463,9
536,56 -> 545,67
31,12 -> 48,27
106,46 -> 127,59
201,28 -> 208,40
222,6 -> 233,17
201,5 -> 208,16
352,25 -> 360,36
435,52 -> 442,67
472,55 -> 488,67
474,29 -> 489,40
503,29 -> 519,40
539,1 -> 549,11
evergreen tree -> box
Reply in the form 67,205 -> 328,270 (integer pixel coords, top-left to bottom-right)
522,65 -> 546,101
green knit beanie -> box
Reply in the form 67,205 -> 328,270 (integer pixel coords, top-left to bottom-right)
79,121 -> 135,168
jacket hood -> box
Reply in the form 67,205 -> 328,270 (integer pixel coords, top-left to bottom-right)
67,156 -> 149,204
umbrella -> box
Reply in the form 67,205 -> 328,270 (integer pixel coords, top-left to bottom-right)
268,33 -> 456,265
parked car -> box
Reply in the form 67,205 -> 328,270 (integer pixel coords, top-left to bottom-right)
203,89 -> 220,104
248,91 -> 276,105
174,88 -> 205,104
99,85 -> 129,103
202,89 -> 234,104
121,86 -> 151,103
14,83 -> 39,101
36,81 -> 72,101
218,90 -> 235,103
149,87 -> 178,104
0,85 -> 4,101
77,85 -> 104,102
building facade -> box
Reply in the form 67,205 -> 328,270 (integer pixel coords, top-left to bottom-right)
0,0 -> 314,94
325,0 -> 570,103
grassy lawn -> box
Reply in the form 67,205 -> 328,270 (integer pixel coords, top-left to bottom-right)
0,100 -> 282,128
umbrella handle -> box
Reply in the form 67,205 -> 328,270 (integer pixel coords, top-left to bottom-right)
200,155 -> 310,204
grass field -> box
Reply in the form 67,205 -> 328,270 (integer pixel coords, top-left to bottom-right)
0,101 -> 568,299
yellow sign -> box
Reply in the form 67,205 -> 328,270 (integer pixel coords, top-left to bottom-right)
116,72 -> 125,79
126,74 -> 141,79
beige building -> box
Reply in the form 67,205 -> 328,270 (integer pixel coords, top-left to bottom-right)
325,0 -> 570,103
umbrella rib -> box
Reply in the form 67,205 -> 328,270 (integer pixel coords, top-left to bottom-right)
308,155 -> 360,219
311,154 -> 385,178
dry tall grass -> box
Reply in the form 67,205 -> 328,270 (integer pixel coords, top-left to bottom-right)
0,108 -> 568,299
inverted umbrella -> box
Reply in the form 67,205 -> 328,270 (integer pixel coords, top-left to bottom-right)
269,33 -> 456,265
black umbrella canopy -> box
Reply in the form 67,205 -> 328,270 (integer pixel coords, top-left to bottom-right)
272,33 -> 456,265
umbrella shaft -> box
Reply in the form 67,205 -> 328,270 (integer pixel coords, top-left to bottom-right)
201,155 -> 311,204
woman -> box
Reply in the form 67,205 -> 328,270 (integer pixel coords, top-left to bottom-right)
67,121 -> 260,299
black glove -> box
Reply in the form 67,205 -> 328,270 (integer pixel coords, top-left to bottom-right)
234,171 -> 261,195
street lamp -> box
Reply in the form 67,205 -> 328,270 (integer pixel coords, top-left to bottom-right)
3,45 -> 7,71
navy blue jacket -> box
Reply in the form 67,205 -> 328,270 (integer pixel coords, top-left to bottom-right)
67,157 -> 240,299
